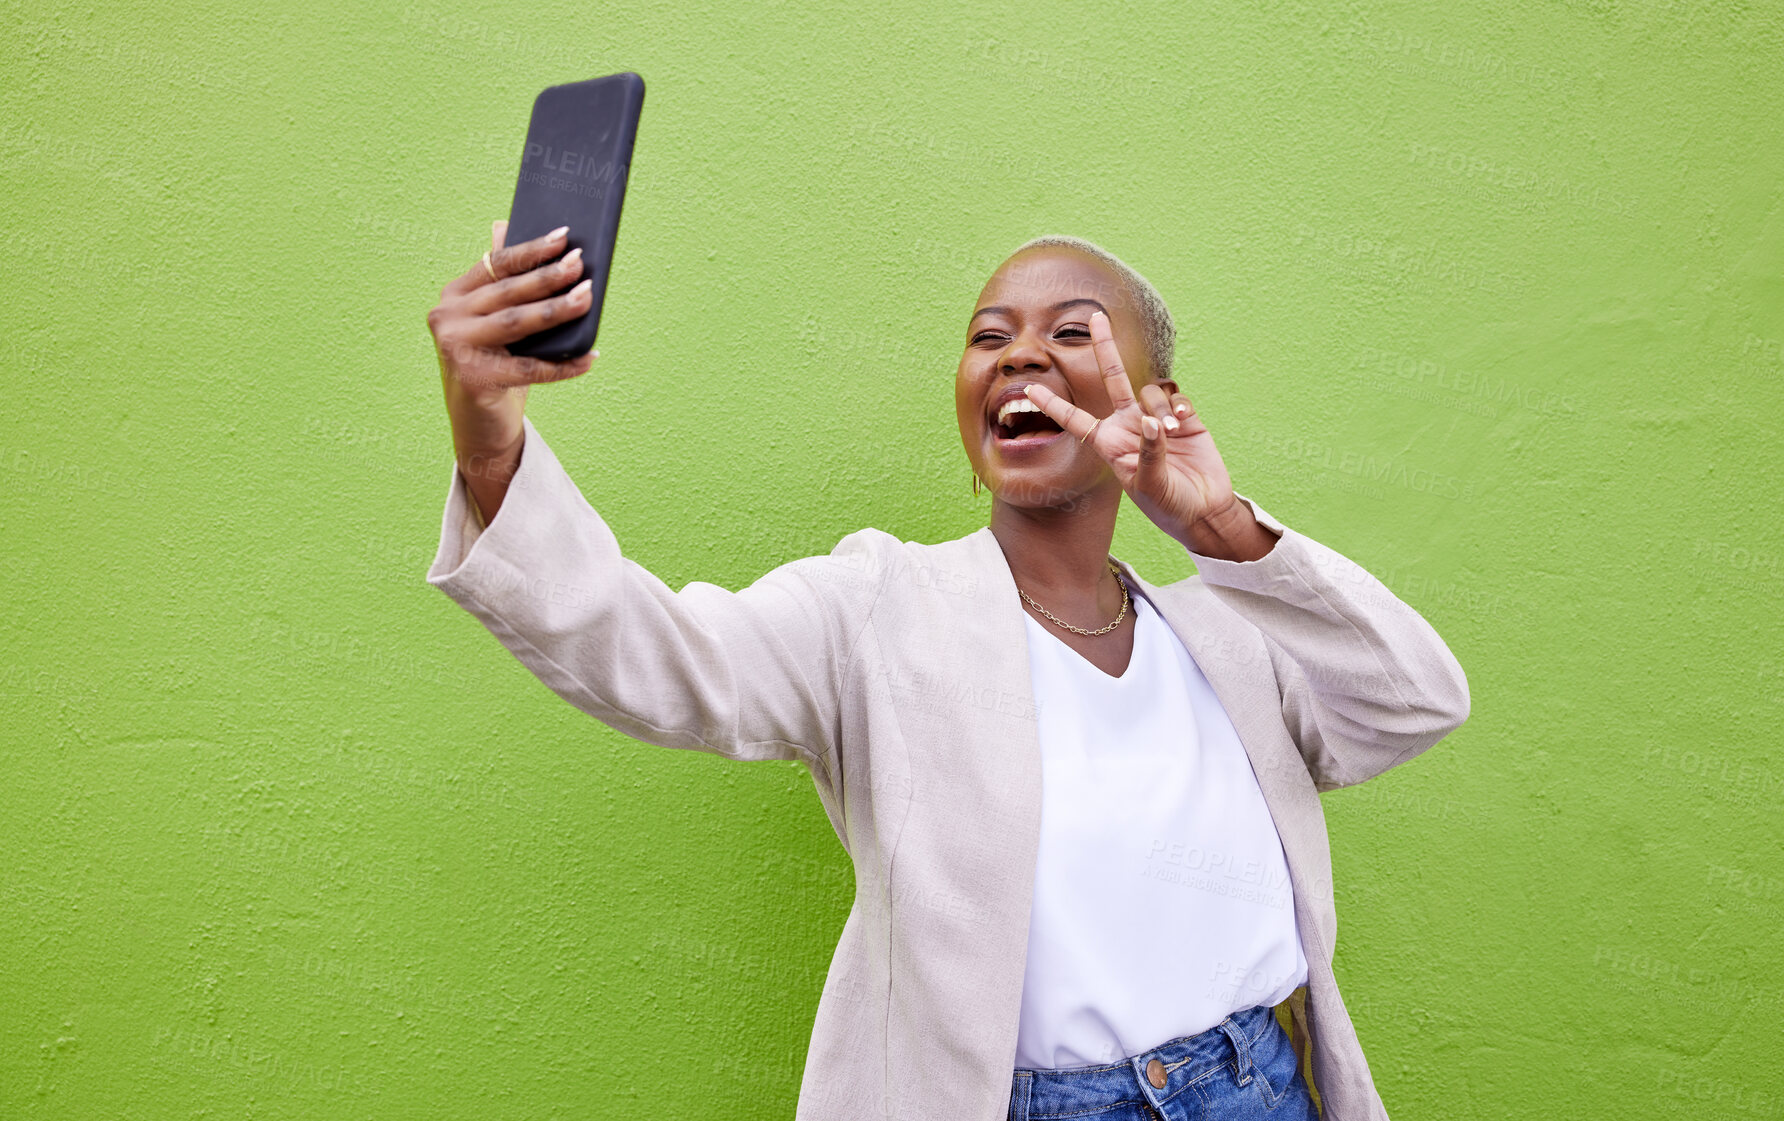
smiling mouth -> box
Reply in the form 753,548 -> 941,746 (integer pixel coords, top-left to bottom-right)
992,399 -> 1066,442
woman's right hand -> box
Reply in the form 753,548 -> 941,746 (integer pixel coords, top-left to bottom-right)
429,220 -> 597,520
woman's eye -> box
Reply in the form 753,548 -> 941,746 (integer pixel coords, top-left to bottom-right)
969,326 -> 1087,344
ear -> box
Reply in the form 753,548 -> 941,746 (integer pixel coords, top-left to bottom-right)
1153,376 -> 1181,397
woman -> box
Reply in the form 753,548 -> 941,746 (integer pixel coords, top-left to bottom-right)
424,222 -> 1470,1121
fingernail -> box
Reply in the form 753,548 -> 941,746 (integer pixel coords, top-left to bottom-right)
1164,414 -> 1180,431
549,225 -> 569,240
591,349 -> 600,359
1142,415 -> 1158,438
1091,310 -> 1106,320
1175,403 -> 1189,416
564,247 -> 583,267
571,278 -> 592,297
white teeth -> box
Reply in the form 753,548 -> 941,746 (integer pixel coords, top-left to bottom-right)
997,398 -> 1043,426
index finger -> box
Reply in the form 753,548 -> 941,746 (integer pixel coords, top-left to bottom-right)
444,224 -> 568,297
1021,383 -> 1101,444
1089,310 -> 1138,412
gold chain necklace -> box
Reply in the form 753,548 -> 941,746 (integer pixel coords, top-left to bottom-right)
1017,559 -> 1130,636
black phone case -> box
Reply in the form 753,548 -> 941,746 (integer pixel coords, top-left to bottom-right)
503,72 -> 644,360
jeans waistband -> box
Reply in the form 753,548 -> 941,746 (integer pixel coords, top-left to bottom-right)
1010,1003 -> 1279,1120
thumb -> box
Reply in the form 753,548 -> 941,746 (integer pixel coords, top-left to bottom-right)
491,219 -> 508,252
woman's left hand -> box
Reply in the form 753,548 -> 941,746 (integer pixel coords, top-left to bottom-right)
1022,310 -> 1257,554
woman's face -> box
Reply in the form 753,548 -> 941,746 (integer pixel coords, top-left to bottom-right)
955,246 -> 1171,508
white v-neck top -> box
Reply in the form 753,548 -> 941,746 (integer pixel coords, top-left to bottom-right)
1013,586 -> 1309,1071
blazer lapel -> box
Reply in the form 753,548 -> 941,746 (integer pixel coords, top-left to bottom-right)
1115,557 -> 1334,937
1115,560 -> 1303,797
949,536 -> 1321,875
923,532 -> 1328,1091
951,533 -> 1312,833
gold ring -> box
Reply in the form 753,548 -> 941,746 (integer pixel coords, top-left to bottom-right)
1080,417 -> 1101,444
481,251 -> 498,281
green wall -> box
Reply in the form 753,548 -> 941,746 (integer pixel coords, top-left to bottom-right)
4,2 -> 1780,1117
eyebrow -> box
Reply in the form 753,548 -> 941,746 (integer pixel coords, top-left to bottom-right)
969,298 -> 1107,326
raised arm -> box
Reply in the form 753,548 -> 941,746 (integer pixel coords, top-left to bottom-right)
424,220 -> 887,791
1186,492 -> 1471,791
427,415 -> 888,783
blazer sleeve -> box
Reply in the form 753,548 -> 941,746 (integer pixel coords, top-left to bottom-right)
1186,491 -> 1471,791
425,415 -> 889,781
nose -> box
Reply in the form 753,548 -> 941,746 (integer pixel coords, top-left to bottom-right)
998,327 -> 1050,373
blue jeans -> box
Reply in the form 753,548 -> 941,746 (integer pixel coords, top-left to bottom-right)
1008,1003 -> 1319,1120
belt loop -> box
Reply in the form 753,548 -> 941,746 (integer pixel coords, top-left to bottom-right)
1009,1070 -> 1030,1121
1219,1015 -> 1255,1085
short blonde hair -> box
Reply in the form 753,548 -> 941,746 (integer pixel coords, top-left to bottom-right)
1006,235 -> 1176,381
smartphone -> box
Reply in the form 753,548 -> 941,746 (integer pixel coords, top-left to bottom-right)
502,71 -> 645,360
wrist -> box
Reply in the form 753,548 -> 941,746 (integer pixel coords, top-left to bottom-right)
1182,493 -> 1279,562
453,414 -> 526,479
460,442 -> 522,485
456,440 -> 524,499
450,411 -> 523,462
456,426 -> 527,527
441,361 -> 527,459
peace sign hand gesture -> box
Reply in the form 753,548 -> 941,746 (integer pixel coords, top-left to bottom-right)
1022,310 -> 1264,557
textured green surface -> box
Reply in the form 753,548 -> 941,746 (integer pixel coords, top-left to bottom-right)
3,1 -> 1781,1117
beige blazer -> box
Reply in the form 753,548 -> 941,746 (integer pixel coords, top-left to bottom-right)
426,415 -> 1470,1120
